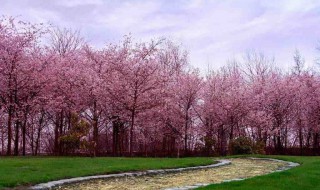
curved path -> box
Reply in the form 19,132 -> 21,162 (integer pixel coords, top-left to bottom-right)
31,158 -> 299,190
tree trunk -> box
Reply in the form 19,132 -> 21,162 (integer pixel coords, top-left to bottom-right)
306,129 -> 312,148
22,121 -> 26,156
35,124 -> 42,156
129,109 -> 135,156
92,101 -> 99,157
299,126 -> 303,155
184,111 -> 189,155
22,110 -> 28,156
54,113 -> 59,155
92,121 -> 98,155
59,111 -> 63,155
6,106 -> 13,155
105,124 -> 109,154
1,127 -> 5,155
14,121 -> 20,156
276,133 -> 282,154
112,117 -> 120,156
35,111 -> 44,156
229,116 -> 234,141
313,132 -> 319,155
219,125 -> 226,156
30,123 -> 34,155
284,126 -> 288,149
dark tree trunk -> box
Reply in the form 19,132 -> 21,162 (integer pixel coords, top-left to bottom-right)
184,111 -> 189,155
299,126 -> 303,155
59,111 -> 63,155
275,128 -> 283,154
35,128 -> 41,156
35,111 -> 44,156
30,124 -> 34,155
313,132 -> 319,155
6,106 -> 13,155
129,109 -> 135,156
22,121 -> 26,156
229,116 -> 234,141
92,101 -> 99,157
105,124 -> 109,153
112,117 -> 120,156
22,110 -> 28,156
230,125 -> 234,141
14,121 -> 20,156
284,126 -> 288,149
219,125 -> 226,156
1,127 -> 4,155
306,129 -> 312,148
54,112 -> 60,155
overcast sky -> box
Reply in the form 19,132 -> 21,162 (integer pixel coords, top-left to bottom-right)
1,0 -> 320,72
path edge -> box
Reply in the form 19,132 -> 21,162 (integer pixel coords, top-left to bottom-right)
29,159 -> 231,190
165,157 -> 300,190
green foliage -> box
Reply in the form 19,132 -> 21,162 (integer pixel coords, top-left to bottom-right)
59,134 -> 81,154
80,139 -> 96,156
229,136 -> 253,155
198,135 -> 216,155
253,140 -> 266,154
229,137 -> 266,155
59,113 -> 90,155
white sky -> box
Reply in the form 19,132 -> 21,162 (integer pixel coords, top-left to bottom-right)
1,0 -> 320,73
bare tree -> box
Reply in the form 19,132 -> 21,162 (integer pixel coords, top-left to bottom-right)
293,49 -> 305,75
49,27 -> 83,56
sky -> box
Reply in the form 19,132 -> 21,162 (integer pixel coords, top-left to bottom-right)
1,0 -> 320,73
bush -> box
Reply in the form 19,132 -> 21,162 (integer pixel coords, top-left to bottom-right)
253,140 -> 266,154
59,113 -> 90,155
198,135 -> 216,156
229,136 -> 253,155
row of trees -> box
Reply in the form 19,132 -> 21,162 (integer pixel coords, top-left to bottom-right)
1,18 -> 320,157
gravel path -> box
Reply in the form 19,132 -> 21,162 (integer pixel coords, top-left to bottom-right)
56,158 -> 288,190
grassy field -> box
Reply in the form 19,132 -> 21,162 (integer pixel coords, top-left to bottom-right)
1,155 -> 319,189
198,155 -> 320,190
0,156 -> 213,189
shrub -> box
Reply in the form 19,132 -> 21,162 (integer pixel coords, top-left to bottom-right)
59,113 -> 90,155
253,140 -> 266,154
198,135 -> 216,156
229,136 -> 253,155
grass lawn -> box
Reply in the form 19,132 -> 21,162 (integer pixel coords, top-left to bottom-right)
0,156 -> 213,189
1,155 -> 319,189
198,155 -> 320,190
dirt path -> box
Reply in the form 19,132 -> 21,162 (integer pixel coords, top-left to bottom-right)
57,158 -> 287,190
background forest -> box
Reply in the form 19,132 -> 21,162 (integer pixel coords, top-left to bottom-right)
1,17 -> 319,157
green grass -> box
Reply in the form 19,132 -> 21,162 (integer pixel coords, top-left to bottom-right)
198,155 -> 320,190
0,156 -> 213,189
2,155 -> 319,189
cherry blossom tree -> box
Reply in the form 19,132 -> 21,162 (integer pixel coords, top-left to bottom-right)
0,17 -> 47,155
1,17 -> 320,157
